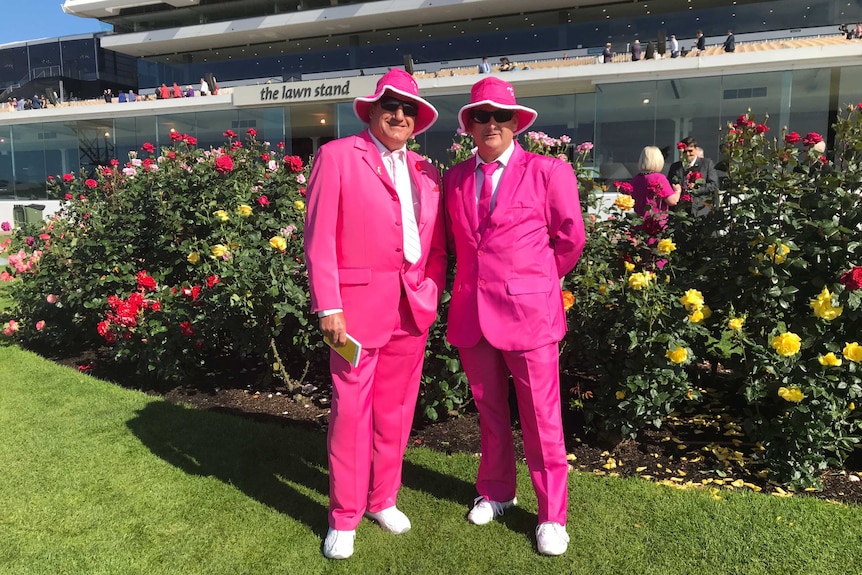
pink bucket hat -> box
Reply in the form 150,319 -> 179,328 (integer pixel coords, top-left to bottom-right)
353,68 -> 438,136
458,76 -> 538,136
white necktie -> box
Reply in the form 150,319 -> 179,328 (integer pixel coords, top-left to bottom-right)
389,151 -> 421,264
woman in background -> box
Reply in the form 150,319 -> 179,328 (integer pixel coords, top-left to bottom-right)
631,146 -> 680,220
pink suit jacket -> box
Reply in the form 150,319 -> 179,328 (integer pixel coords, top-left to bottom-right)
304,130 -> 447,349
443,143 -> 586,351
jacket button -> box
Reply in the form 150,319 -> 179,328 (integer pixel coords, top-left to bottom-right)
396,221 -> 402,226
395,247 -> 402,253
479,279 -> 486,286
477,249 -> 484,256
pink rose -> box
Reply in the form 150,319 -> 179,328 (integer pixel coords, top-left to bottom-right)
35,320 -> 45,331
257,195 -> 270,206
46,294 -> 58,304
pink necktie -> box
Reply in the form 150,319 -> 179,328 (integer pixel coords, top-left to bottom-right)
477,161 -> 499,231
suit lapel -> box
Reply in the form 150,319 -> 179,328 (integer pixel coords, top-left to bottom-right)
357,130 -> 397,194
487,144 -> 528,223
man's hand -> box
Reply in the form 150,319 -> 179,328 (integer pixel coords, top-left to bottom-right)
321,312 -> 347,347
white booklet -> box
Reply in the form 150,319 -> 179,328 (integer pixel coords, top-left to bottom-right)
324,333 -> 362,368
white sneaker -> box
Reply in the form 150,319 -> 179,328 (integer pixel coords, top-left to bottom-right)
323,528 -> 355,560
466,496 -> 517,525
364,506 -> 411,534
536,522 -> 569,556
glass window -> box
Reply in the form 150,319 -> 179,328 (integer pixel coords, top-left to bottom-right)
0,126 -> 13,200
28,42 -> 62,78
61,39 -> 98,81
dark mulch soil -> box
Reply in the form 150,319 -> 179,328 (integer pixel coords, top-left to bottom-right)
54,349 -> 862,506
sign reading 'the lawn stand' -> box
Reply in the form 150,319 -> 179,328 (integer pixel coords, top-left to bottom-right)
232,76 -> 379,107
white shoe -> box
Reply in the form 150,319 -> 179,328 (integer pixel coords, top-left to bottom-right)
536,522 -> 569,556
466,496 -> 517,525
323,528 -> 355,560
364,506 -> 411,534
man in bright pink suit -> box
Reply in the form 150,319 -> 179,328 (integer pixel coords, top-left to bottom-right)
443,76 -> 586,556
304,68 -> 447,560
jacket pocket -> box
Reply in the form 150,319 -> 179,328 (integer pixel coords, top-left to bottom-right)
506,276 -> 551,295
338,267 -> 372,285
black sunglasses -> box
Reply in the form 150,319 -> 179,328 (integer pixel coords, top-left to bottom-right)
379,98 -> 419,117
470,109 -> 515,124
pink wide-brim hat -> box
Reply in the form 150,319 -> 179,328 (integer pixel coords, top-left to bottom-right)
458,76 -> 538,136
353,68 -> 439,136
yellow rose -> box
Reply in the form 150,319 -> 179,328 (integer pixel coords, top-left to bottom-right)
728,317 -> 744,331
562,290 -> 575,311
777,386 -> 805,403
294,200 -> 306,211
765,243 -> 790,264
624,261 -> 635,273
666,346 -> 688,364
614,194 -> 635,211
771,332 -> 801,356
598,284 -> 608,295
187,252 -> 200,264
657,238 -> 676,255
817,352 -> 842,367
615,391 -> 626,400
210,244 -> 228,258
679,289 -> 704,311
809,286 -> 843,321
628,272 -> 650,290
213,209 -> 229,222
689,306 -> 711,323
269,236 -> 287,251
843,342 -> 862,362
237,204 -> 253,217
850,402 -> 856,411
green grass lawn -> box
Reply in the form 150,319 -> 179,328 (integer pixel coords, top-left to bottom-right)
1,344 -> 861,575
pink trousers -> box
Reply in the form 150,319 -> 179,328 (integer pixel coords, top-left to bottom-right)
459,337 -> 568,525
327,297 -> 427,530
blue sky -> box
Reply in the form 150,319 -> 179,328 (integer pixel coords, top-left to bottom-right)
2,0 -> 108,45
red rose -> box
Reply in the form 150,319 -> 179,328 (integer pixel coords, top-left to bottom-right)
185,135 -> 197,146
110,159 -> 120,166
686,171 -> 702,184
277,141 -> 285,148
819,155 -> 828,163
102,167 -> 113,176
676,141 -> 686,151
141,142 -> 155,153
169,131 -> 182,141
784,131 -> 802,145
180,321 -> 195,337
258,195 -> 270,206
619,182 -> 633,194
63,173 -> 74,182
247,128 -> 257,137
261,153 -> 270,162
150,301 -> 161,312
48,176 -> 54,181
215,155 -> 234,174
167,151 -> 176,160
64,193 -> 73,200
840,266 -> 862,291
755,124 -> 769,134
206,275 -> 220,289
680,193 -> 692,202
299,187 -> 307,197
803,132 -> 823,147
136,270 -> 157,291
285,155 -> 303,172
223,129 -> 237,138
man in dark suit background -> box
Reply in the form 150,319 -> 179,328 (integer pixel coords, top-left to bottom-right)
696,30 -> 706,52
723,30 -> 735,52
668,136 -> 720,214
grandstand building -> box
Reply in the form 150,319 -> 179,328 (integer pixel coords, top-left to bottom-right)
1,0 -> 862,222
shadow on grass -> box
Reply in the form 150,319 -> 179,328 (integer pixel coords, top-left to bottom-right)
127,400 -> 480,535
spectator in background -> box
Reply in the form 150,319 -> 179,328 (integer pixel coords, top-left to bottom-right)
478,57 -> 492,74
603,43 -> 614,63
128,90 -> 137,102
645,40 -> 656,60
172,82 -> 182,99
200,78 -> 209,96
103,89 -> 112,103
31,94 -> 42,109
668,136 -> 719,213
185,85 -> 195,98
118,91 -> 127,103
669,35 -> 680,58
633,145 -> 680,220
16,98 -> 25,111
723,30 -> 736,53
631,39 -> 643,61
695,30 -> 706,53
499,57 -> 516,72
159,84 -> 170,100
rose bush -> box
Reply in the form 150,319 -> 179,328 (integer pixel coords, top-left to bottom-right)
2,129 -> 317,387
566,109 -> 862,487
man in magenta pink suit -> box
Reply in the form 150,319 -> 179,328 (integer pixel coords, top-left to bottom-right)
304,68 -> 447,560
443,77 -> 586,556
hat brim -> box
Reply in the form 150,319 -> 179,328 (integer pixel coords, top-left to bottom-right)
354,86 -> 439,136
458,100 -> 538,136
